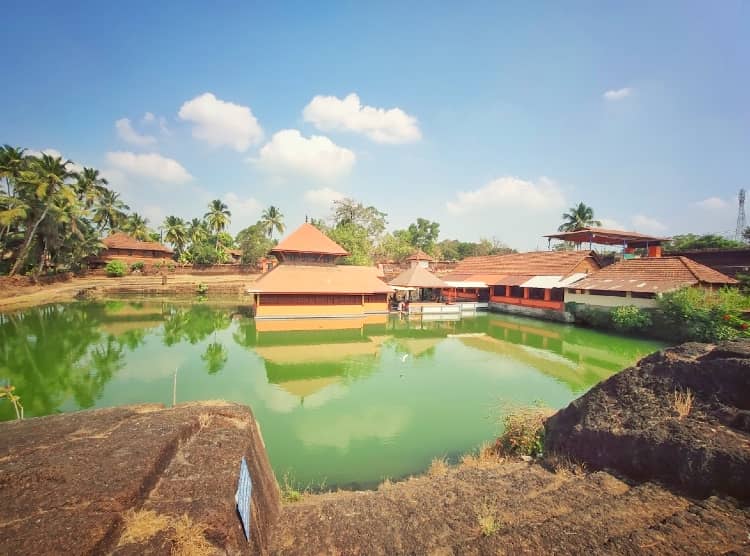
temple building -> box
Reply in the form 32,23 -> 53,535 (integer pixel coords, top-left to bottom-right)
566,256 -> 738,309
248,223 -> 392,319
443,250 -> 601,321
90,232 -> 173,267
543,227 -> 668,258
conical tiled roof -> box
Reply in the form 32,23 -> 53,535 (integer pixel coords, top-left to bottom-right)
270,223 -> 349,256
389,266 -> 447,288
406,249 -> 434,262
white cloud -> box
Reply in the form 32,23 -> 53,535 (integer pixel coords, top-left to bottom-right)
695,197 -> 729,210
632,214 -> 667,234
142,112 -> 155,123
254,129 -> 355,181
141,112 -> 171,135
304,187 -> 345,207
303,93 -> 421,144
600,218 -> 625,230
105,151 -> 192,184
603,87 -> 633,101
446,176 -> 565,214
115,118 -> 157,147
178,92 -> 263,151
223,192 -> 262,230
141,204 -> 164,226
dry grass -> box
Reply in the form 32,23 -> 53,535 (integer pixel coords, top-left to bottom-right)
673,388 -> 694,419
461,441 -> 502,468
170,514 -> 214,556
280,472 -> 305,503
118,509 -> 170,545
475,499 -> 500,537
378,477 -> 393,490
428,456 -> 449,477
545,453 -> 587,476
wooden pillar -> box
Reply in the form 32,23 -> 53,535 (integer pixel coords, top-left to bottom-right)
505,285 -> 511,297
544,289 -> 551,301
523,288 -> 529,299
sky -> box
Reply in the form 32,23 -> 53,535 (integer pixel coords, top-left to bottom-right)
1,1 -> 748,250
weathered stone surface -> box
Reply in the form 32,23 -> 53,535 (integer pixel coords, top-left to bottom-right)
545,340 -> 750,500
0,402 -> 280,555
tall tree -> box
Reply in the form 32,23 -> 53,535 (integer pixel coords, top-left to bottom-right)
162,215 -> 187,255
92,189 -> 129,233
260,206 -> 285,238
187,218 -> 209,246
398,218 -> 441,254
558,202 -> 602,232
204,199 -> 231,246
9,154 -> 74,275
122,213 -> 150,241
74,167 -> 108,209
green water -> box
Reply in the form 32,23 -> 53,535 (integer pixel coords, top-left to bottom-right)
0,300 -> 665,488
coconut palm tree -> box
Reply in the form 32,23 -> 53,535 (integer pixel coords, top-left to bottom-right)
122,213 -> 150,241
92,189 -> 129,233
261,205 -> 285,239
0,145 -> 27,197
558,202 -> 602,232
162,215 -> 187,255
187,217 -> 208,246
204,200 -> 231,246
74,167 -> 109,209
9,153 -> 73,275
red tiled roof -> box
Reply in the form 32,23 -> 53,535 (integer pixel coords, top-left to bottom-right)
270,223 -> 349,256
103,233 -> 173,254
544,227 -> 668,247
406,249 -> 434,262
249,264 -> 391,294
445,251 -> 597,280
572,256 -> 737,293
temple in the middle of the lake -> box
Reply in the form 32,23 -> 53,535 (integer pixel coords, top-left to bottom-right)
248,223 -> 392,319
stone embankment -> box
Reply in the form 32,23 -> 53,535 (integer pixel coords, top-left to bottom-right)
1,342 -> 749,554
0,273 -> 258,312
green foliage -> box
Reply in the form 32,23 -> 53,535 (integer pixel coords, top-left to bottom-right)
0,384 -> 24,420
436,238 -> 513,260
611,305 -> 652,332
665,234 -> 745,251
558,202 -> 601,232
236,221 -> 275,265
260,206 -> 285,238
130,261 -> 144,272
657,286 -> 750,342
375,232 -> 413,262
196,282 -> 208,295
105,260 -> 127,277
566,302 -> 613,328
394,217 -> 440,254
327,222 -> 373,265
496,406 -> 551,458
190,243 -> 221,265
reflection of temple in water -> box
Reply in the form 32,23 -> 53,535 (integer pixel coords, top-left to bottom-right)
252,316 -> 388,404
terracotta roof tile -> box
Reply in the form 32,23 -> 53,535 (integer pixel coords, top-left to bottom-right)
249,264 -> 391,294
572,256 -> 737,293
270,223 -> 349,256
445,251 -> 597,280
406,249 -> 434,261
103,233 -> 173,253
389,266 -> 447,288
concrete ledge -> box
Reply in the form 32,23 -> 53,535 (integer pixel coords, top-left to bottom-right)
489,301 -> 574,323
0,402 -> 280,555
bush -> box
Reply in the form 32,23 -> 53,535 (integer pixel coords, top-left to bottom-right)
196,283 -> 208,295
611,305 -> 652,332
130,261 -> 144,272
566,302 -> 613,329
494,406 -> 552,458
105,260 -> 127,277
657,286 -> 750,342
167,262 -> 176,272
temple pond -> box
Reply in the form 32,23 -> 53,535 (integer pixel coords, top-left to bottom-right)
0,300 -> 665,488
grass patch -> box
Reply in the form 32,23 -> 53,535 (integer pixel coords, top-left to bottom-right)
118,509 -> 169,545
673,388 -> 694,419
495,405 -> 553,458
461,441 -> 500,468
475,499 -> 500,537
428,456 -> 449,477
170,514 -> 213,555
280,472 -> 306,503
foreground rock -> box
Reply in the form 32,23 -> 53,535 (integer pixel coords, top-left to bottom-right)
0,402 -> 280,554
271,459 -> 750,555
545,340 -> 750,500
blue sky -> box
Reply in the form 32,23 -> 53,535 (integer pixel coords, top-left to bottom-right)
1,1 -> 748,249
